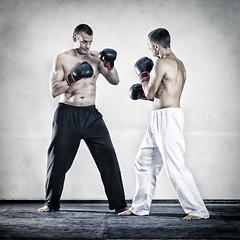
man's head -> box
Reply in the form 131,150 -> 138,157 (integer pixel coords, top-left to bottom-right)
148,28 -> 171,57
73,24 -> 93,54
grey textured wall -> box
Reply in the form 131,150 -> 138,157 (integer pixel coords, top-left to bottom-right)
0,0 -> 239,200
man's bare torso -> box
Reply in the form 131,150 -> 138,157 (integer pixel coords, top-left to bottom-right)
58,49 -> 100,106
153,55 -> 186,110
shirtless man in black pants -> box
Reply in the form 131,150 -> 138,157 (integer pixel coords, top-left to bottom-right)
38,24 -> 127,213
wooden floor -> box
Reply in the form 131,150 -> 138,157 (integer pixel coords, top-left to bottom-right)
0,202 -> 239,239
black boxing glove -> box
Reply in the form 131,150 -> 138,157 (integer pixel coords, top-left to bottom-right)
129,83 -> 153,101
98,48 -> 117,70
134,57 -> 153,83
66,62 -> 94,86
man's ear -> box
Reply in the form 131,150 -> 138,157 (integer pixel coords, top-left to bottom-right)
72,36 -> 77,42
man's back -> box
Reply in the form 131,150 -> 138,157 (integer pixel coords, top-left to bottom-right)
153,54 -> 186,110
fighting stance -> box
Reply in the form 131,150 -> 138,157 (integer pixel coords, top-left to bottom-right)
38,24 -> 127,213
120,28 -> 209,220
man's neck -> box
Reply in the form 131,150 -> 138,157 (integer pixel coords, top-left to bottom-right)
159,48 -> 173,58
75,48 -> 85,55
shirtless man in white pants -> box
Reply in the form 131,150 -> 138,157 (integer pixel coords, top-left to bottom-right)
120,28 -> 209,220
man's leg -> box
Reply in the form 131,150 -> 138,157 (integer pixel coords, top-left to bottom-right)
120,126 -> 163,216
84,111 -> 127,211
154,109 -> 209,219
38,104 -> 81,212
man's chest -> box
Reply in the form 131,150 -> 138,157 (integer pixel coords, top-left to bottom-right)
63,58 -> 99,79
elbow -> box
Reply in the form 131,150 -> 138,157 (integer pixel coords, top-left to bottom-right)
50,89 -> 58,98
113,79 -> 120,85
51,92 -> 58,98
105,69 -> 120,85
113,76 -> 120,85
146,91 -> 155,100
107,76 -> 120,85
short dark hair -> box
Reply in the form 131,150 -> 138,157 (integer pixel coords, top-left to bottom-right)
73,24 -> 93,37
148,28 -> 171,48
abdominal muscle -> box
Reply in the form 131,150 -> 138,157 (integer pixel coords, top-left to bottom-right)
59,79 -> 97,106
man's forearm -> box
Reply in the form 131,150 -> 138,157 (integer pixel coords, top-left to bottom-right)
106,68 -> 120,85
141,81 -> 150,97
142,81 -> 155,99
50,81 -> 69,98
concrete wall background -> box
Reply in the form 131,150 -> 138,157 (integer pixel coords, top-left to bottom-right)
0,0 -> 239,200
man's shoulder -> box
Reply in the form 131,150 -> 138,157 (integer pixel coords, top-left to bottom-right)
55,49 -> 74,63
155,57 -> 170,70
89,50 -> 100,58
87,50 -> 101,65
58,49 -> 74,58
156,56 -> 182,69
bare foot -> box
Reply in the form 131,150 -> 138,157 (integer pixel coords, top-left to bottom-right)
37,206 -> 53,212
183,214 -> 202,220
115,207 -> 128,214
118,209 -> 133,216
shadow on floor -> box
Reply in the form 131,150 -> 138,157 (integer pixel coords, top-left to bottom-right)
0,203 -> 239,239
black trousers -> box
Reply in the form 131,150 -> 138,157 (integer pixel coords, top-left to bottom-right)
45,103 -> 127,210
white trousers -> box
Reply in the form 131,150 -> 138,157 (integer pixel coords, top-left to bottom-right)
129,108 -> 209,218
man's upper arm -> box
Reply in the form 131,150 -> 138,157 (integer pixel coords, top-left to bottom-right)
98,57 -> 108,78
98,56 -> 119,85
148,59 -> 167,97
50,55 -> 64,85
